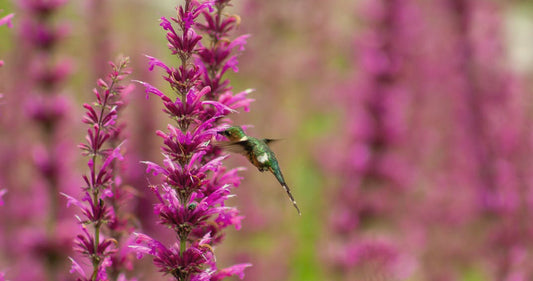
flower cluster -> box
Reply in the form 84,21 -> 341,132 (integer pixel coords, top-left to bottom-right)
133,0 -> 252,280
64,57 -> 134,281
19,0 -> 71,127
195,1 -> 251,101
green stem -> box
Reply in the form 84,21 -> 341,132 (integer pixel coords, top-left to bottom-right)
180,236 -> 186,258
86,64 -> 124,281
91,223 -> 101,281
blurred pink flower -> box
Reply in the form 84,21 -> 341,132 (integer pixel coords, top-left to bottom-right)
0,12 -> 14,28
0,12 -> 14,66
0,0 -> 76,280
325,0 -> 416,279
0,189 -> 6,206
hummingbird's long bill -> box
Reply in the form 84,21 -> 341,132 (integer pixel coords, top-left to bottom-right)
269,167 -> 301,216
281,184 -> 301,216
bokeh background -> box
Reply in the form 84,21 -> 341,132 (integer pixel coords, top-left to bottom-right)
2,0 -> 533,280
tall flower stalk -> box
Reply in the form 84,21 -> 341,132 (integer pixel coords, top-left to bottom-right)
132,1 -> 252,280
447,0 -> 533,279
7,0 -> 75,280
64,57 -> 134,281
327,0 -> 415,279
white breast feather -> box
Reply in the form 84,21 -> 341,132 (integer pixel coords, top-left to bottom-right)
257,153 -> 268,164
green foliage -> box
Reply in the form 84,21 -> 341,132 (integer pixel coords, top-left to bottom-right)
288,158 -> 326,281
461,267 -> 488,281
0,0 -> 15,53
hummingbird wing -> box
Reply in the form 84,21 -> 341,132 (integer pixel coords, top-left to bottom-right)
217,140 -> 253,155
262,139 -> 282,145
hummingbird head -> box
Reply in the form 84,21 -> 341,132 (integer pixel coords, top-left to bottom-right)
219,126 -> 247,141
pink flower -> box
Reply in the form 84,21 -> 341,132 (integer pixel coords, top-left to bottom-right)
0,189 -> 6,206
0,13 -> 14,28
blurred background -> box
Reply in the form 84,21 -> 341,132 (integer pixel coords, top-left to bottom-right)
2,0 -> 533,280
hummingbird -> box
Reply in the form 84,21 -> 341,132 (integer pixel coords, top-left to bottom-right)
218,126 -> 301,215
